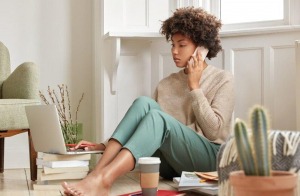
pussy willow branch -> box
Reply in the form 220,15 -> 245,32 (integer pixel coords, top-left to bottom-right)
58,84 -> 66,118
38,91 -> 50,105
41,87 -> 67,125
75,93 -> 84,124
47,86 -> 56,104
66,86 -> 73,124
39,84 -> 84,125
46,86 -> 67,124
53,85 -> 68,123
52,90 -> 67,124
39,84 -> 84,144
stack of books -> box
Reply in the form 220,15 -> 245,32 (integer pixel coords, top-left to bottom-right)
173,171 -> 219,195
34,153 -> 91,190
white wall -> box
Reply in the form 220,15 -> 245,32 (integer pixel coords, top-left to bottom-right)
99,0 -> 300,144
2,0 -> 300,169
103,0 -> 169,34
1,0 -> 93,168
96,0 -> 173,141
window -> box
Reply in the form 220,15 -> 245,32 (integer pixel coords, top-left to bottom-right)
172,0 -> 297,31
221,0 -> 284,24
217,0 -> 289,30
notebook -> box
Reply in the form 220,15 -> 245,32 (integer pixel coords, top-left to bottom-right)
25,104 -> 103,155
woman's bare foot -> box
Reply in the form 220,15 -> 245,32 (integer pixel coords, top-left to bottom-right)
61,172 -> 111,196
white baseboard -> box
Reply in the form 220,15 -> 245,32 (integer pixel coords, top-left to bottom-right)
4,132 -> 30,169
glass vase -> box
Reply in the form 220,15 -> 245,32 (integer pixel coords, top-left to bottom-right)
61,123 -> 83,144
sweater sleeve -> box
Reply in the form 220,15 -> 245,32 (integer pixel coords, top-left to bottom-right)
189,74 -> 235,141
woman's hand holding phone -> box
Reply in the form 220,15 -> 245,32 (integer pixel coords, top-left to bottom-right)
188,46 -> 208,65
186,46 -> 209,90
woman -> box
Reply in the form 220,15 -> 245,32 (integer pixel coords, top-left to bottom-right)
62,7 -> 234,196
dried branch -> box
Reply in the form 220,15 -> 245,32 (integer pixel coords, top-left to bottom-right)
38,84 -> 84,144
53,90 -> 67,124
58,84 -> 66,120
75,93 -> 84,124
66,85 -> 73,124
39,91 -> 50,105
47,86 -> 56,104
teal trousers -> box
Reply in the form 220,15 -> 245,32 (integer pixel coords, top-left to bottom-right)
111,96 -> 220,179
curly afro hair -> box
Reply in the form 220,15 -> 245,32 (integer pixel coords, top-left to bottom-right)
160,7 -> 222,60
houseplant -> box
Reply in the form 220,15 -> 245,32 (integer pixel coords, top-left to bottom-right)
39,84 -> 84,144
229,105 -> 297,196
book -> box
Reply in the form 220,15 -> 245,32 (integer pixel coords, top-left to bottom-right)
173,177 -> 218,195
187,186 -> 218,196
173,171 -> 218,195
36,158 -> 89,168
40,153 -> 91,161
40,171 -> 88,181
178,171 -> 217,190
119,190 -> 185,196
43,166 -> 89,174
194,171 -> 218,181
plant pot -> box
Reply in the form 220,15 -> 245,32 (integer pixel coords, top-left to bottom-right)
229,170 -> 297,196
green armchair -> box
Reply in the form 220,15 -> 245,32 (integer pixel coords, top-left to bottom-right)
0,41 -> 40,181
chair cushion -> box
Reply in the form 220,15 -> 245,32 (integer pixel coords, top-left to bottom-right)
0,99 -> 40,130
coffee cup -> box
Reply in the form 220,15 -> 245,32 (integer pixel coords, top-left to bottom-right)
138,157 -> 161,196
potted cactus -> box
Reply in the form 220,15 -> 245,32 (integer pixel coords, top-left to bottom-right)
229,105 -> 297,196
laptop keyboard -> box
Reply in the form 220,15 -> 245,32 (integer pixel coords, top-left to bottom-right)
66,148 -> 85,152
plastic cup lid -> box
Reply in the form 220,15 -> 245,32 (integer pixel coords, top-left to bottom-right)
138,157 -> 161,164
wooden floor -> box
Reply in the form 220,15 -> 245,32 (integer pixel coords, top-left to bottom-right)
0,169 -> 199,196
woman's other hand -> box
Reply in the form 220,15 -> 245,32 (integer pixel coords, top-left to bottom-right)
69,140 -> 106,151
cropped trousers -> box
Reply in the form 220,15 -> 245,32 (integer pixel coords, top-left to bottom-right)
110,96 -> 220,179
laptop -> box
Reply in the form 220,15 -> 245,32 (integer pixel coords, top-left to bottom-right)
25,104 -> 103,155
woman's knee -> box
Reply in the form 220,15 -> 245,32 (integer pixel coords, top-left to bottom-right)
133,96 -> 160,109
134,96 -> 153,104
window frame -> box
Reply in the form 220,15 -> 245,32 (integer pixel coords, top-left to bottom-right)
175,0 -> 299,31
218,0 -> 289,31
170,0 -> 300,34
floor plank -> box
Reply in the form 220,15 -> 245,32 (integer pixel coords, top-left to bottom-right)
1,169 -> 179,196
2,169 -> 211,196
0,190 -> 31,196
111,174 -> 141,195
0,169 -> 30,196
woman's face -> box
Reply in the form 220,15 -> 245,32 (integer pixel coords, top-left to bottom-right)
171,33 -> 197,68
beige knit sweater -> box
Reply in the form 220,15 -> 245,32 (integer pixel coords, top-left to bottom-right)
153,65 -> 235,144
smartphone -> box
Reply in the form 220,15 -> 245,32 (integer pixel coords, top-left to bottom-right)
188,46 -> 209,65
